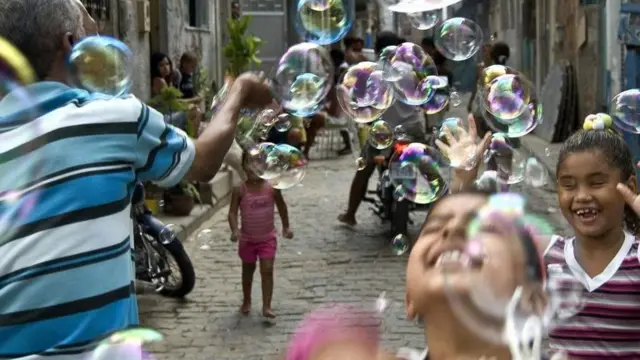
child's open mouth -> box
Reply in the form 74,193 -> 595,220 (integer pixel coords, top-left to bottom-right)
434,250 -> 484,270
573,207 -> 600,224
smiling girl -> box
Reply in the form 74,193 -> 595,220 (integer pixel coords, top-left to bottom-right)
542,116 -> 640,358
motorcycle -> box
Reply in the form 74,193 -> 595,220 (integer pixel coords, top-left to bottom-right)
132,182 -> 196,298
363,140 -> 420,237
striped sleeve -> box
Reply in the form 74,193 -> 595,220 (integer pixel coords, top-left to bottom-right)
134,102 -> 195,187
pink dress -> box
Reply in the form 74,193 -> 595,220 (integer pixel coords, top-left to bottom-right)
237,183 -> 278,263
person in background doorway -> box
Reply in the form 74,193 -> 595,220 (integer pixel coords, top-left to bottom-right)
344,36 -> 367,65
178,51 -> 202,103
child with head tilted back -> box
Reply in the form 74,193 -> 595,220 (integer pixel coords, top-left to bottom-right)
543,113 -> 640,358
228,152 -> 293,319
284,116 -> 554,360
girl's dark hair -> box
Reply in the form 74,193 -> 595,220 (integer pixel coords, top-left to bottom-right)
150,52 -> 172,80
490,42 -> 510,65
557,129 -> 640,234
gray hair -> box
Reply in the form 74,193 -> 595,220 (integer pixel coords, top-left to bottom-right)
0,0 -> 85,79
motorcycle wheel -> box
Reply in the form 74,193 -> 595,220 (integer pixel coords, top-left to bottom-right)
157,240 -> 196,298
390,199 -> 410,237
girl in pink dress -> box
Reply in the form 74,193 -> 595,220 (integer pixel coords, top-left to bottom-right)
228,152 -> 293,318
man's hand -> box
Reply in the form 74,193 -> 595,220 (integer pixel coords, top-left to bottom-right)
283,228 -> 294,239
232,72 -> 274,109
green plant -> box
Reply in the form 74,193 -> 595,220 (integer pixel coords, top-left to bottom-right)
194,67 -> 213,111
148,87 -> 190,114
223,15 -> 263,77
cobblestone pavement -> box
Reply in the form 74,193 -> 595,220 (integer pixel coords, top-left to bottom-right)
138,148 -> 569,359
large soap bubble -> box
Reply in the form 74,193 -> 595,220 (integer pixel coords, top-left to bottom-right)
270,42 -> 334,117
336,62 -> 395,123
295,0 -> 355,45
68,36 -> 133,96
434,18 -> 483,61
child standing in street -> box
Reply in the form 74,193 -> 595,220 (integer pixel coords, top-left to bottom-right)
228,152 -> 293,318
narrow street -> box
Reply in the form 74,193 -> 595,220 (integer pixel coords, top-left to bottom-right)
139,144 -> 568,359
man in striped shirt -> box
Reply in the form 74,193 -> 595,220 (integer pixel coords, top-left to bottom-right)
0,0 -> 273,358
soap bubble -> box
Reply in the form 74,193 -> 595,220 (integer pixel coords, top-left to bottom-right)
450,91 -> 462,107
388,143 -> 447,204
295,0 -> 354,45
68,36 -> 133,96
197,228 -> 215,250
610,89 -> 640,134
544,263 -> 586,328
434,18 -> 483,61
245,142 -> 278,179
92,328 -> 163,360
0,41 -> 45,252
268,144 -> 308,189
378,45 -> 406,82
420,85 -> 449,115
391,234 -> 409,255
524,157 -> 547,188
336,62 -> 395,123
274,113 -> 292,132
443,194 -> 551,344
383,43 -> 439,106
486,133 -> 527,185
368,120 -> 394,149
481,65 -> 534,122
407,11 -> 439,30
0,37 -> 36,86
393,124 -> 409,141
271,43 -> 333,117
474,170 -> 500,192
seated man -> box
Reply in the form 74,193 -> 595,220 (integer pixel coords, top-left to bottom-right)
338,32 -> 426,226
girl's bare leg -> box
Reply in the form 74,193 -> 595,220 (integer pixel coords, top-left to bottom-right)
259,259 -> 275,318
240,262 -> 256,314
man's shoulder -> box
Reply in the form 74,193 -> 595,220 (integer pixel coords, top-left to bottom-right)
69,94 -> 145,122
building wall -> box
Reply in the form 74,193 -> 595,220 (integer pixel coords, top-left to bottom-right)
116,0 -> 151,99
164,0 -> 219,91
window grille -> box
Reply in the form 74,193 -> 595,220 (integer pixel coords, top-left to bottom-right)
81,0 -> 110,21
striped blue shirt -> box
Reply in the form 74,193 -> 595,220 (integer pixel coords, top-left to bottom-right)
0,82 -> 195,359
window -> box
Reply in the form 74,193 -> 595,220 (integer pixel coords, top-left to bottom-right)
81,0 -> 110,21
186,0 -> 209,28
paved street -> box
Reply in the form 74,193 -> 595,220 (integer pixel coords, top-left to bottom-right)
138,143 -> 569,360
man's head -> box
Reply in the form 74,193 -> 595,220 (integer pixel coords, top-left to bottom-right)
0,0 -> 97,82
374,31 -> 402,56
344,36 -> 364,52
421,37 -> 436,56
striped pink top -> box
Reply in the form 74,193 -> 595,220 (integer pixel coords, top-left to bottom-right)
239,183 -> 276,241
544,233 -> 640,359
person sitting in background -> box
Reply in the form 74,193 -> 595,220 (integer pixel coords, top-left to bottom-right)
150,52 -> 201,136
344,36 -> 367,65
338,31 -> 426,226
178,51 -> 202,104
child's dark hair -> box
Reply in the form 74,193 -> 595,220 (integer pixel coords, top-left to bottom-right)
557,128 -> 640,234
420,187 -> 496,231
490,42 -> 510,65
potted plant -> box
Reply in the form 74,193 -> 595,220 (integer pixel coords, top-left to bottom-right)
148,86 -> 190,114
163,181 -> 202,216
223,15 -> 263,78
